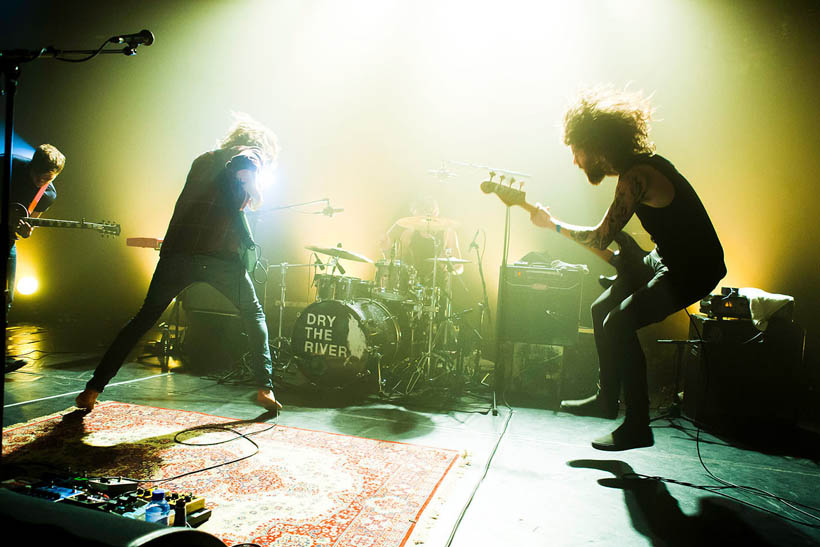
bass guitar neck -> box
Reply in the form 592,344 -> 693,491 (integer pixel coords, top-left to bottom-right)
479,180 -> 615,265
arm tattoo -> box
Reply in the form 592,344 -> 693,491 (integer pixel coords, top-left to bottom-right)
565,170 -> 647,250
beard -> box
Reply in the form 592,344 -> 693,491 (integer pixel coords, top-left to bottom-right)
584,164 -> 606,185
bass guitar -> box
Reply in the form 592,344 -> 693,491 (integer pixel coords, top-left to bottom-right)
480,179 -> 650,285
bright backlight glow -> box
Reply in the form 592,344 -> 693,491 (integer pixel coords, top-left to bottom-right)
16,276 -> 39,296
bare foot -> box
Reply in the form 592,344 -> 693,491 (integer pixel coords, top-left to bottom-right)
257,389 -> 283,411
75,388 -> 100,410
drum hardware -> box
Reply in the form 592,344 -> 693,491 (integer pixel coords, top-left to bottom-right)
395,215 -> 459,233
304,244 -> 374,264
268,262 -> 314,370
306,244 -> 375,303
385,247 -> 482,396
425,257 -> 470,265
397,235 -> 458,394
373,259 -> 418,302
426,255 -> 471,349
290,299 -> 400,392
314,274 -> 374,302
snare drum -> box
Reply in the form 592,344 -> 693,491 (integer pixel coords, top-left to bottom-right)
291,299 -> 400,389
314,274 -> 373,301
373,259 -> 417,301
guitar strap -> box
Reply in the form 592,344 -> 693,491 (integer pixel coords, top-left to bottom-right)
27,183 -> 50,214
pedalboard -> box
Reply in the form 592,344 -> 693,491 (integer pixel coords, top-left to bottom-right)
3,476 -> 209,526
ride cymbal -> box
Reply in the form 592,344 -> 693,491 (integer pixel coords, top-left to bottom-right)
305,245 -> 374,264
395,215 -> 459,232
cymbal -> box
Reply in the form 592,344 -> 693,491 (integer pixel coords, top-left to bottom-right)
395,215 -> 459,232
305,245 -> 374,264
425,257 -> 471,265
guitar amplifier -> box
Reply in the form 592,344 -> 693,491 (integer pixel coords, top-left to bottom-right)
499,264 -> 586,346
683,314 -> 806,429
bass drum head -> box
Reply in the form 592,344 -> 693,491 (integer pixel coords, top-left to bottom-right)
291,299 -> 399,390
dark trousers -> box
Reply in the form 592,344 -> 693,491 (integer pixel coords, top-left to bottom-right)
87,253 -> 273,392
591,249 -> 720,422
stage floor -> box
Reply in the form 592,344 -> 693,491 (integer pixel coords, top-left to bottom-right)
4,323 -> 820,546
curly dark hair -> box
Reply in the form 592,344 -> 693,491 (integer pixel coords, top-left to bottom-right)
563,86 -> 655,172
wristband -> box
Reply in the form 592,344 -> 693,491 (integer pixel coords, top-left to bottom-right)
555,224 -> 561,234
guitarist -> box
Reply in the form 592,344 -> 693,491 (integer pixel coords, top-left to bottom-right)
75,114 -> 282,412
5,144 -> 66,373
529,86 -> 726,451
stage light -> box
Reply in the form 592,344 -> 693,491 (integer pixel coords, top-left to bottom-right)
16,276 -> 39,296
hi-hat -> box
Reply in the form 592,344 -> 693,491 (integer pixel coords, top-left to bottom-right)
305,245 -> 374,264
425,257 -> 471,264
396,215 -> 459,232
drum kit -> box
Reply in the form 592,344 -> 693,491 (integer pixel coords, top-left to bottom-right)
274,215 -> 479,396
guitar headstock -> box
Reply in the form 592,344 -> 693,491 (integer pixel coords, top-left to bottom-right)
99,221 -> 121,237
480,174 -> 526,207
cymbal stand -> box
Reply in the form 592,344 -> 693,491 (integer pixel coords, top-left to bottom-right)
269,262 -> 313,368
406,234 -> 441,393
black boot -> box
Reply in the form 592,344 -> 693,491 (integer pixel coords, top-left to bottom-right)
5,357 -> 27,374
559,392 -> 619,419
591,419 -> 654,451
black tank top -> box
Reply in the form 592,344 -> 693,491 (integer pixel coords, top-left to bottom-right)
631,154 -> 726,282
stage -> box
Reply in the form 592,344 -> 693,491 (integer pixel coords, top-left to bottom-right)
3,322 -> 819,546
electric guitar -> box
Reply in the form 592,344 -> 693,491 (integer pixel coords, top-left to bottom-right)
480,179 -> 650,284
9,202 -> 121,241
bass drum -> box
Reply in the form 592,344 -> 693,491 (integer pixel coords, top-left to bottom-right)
291,299 -> 399,390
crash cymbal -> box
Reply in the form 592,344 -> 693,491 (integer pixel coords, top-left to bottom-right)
395,215 -> 459,232
305,245 -> 374,264
425,257 -> 471,264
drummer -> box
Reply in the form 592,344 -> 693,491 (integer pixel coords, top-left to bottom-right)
379,197 -> 464,282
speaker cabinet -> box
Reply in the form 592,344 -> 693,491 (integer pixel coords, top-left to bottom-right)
499,265 -> 586,346
180,283 -> 247,373
683,315 -> 806,429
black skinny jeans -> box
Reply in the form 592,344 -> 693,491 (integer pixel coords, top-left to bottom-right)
591,249 -> 720,422
87,253 -> 273,393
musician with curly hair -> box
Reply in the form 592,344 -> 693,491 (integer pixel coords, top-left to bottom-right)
75,114 -> 282,412
530,86 -> 725,450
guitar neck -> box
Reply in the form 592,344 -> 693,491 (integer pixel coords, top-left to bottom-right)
30,218 -> 101,230
25,217 -> 120,237
515,200 -> 615,265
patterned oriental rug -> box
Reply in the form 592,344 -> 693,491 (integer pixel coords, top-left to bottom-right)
2,402 -> 460,547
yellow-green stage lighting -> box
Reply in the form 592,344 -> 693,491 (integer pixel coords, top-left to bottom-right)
16,276 -> 39,296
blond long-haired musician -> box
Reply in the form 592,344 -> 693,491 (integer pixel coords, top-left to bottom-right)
75,114 -> 282,411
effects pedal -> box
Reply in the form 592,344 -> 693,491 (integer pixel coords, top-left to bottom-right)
87,477 -> 139,496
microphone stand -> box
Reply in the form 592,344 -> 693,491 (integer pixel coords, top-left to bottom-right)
2,38 -> 150,439
492,191 -> 513,416
247,198 -> 333,217
471,232 -> 491,386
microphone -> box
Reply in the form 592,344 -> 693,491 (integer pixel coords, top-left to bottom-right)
322,205 -> 344,217
110,30 -> 155,46
468,229 -> 480,250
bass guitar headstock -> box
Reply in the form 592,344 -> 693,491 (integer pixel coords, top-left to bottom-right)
480,173 -> 527,208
